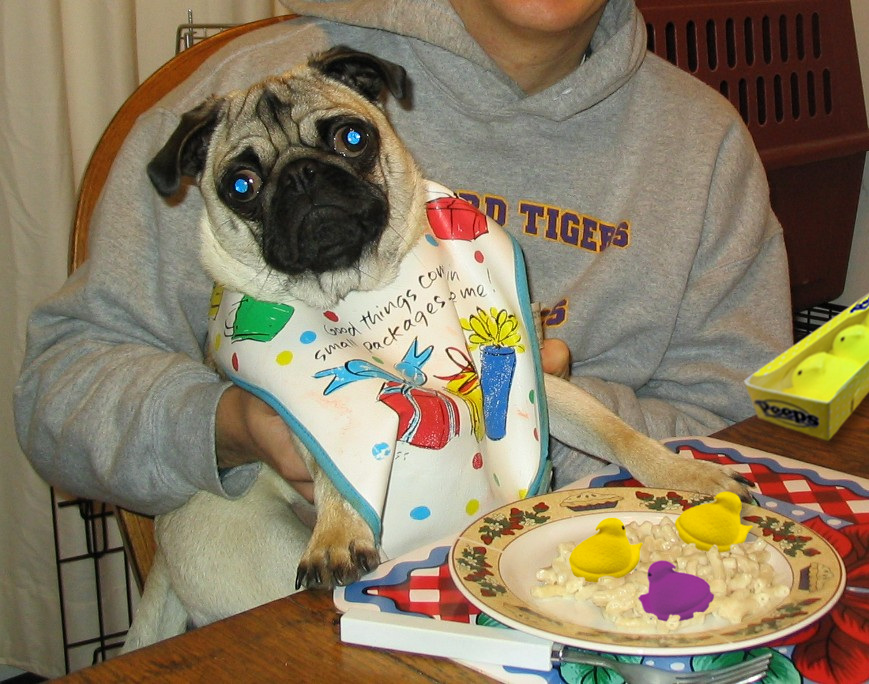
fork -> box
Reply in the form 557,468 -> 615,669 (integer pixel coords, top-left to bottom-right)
341,609 -> 772,681
556,649 -> 772,684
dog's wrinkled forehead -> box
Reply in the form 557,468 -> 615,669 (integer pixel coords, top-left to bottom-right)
146,47 -> 408,200
210,67 -> 380,174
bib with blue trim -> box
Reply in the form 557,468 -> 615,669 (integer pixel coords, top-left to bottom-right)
207,181 -> 549,560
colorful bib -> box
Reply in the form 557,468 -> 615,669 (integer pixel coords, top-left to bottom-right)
207,181 -> 549,560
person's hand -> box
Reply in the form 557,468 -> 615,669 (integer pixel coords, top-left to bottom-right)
541,338 -> 571,378
215,385 -> 314,502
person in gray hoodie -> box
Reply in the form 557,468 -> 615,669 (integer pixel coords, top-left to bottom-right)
14,0 -> 792,517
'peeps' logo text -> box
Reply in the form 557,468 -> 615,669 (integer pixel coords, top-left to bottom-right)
756,399 -> 820,428
850,296 -> 869,313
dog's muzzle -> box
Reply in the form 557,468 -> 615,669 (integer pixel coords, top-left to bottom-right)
263,158 -> 388,275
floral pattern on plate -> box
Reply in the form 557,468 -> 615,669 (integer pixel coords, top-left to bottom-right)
450,487 -> 845,656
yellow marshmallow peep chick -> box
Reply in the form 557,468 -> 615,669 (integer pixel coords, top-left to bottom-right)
568,517 -> 641,582
783,352 -> 859,402
675,491 -> 752,552
832,324 -> 869,365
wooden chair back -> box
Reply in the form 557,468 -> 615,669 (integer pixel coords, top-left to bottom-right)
70,15 -> 295,592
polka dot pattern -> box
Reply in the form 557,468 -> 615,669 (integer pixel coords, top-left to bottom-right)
410,506 -> 431,521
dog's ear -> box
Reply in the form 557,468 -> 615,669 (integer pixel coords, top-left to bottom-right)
310,46 -> 408,103
147,98 -> 222,197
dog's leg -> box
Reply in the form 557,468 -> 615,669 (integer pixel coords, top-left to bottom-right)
122,550 -> 188,652
544,374 -> 753,499
155,469 -> 314,626
295,465 -> 380,589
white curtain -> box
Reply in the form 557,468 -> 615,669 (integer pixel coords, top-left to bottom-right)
0,1 -> 283,676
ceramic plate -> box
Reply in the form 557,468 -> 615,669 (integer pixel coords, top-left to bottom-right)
449,487 -> 845,656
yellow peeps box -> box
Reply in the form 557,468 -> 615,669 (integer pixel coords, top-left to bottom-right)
745,292 -> 869,439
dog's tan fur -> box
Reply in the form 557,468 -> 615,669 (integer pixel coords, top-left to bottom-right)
125,48 -> 751,651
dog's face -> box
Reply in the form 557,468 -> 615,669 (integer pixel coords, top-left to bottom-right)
148,47 -> 426,307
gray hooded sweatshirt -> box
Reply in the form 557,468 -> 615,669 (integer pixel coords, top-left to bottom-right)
14,0 -> 792,514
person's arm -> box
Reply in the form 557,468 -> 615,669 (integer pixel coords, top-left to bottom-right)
570,120 -> 792,439
13,109 -> 262,515
216,386 -> 313,502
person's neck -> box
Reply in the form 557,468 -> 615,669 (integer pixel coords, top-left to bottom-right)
451,4 -> 604,94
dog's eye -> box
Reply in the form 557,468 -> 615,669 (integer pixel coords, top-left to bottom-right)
332,124 -> 368,157
226,169 -> 262,202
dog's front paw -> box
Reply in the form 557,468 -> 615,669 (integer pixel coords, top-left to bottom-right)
295,502 -> 380,589
641,454 -> 755,502
295,539 -> 379,589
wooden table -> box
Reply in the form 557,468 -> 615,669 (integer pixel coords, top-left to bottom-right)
58,400 -> 869,683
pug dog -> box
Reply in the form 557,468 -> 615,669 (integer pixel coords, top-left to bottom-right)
125,47 -> 752,651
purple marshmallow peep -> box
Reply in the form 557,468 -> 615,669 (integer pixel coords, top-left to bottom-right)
639,560 -> 714,620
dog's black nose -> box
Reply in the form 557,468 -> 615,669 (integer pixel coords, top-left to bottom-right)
281,158 -> 321,194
